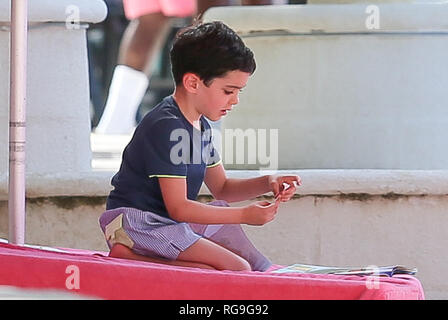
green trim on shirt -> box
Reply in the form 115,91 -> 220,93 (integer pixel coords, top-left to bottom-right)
206,159 -> 222,169
148,174 -> 187,179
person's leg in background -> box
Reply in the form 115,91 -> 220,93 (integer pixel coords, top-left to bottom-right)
196,0 -> 233,18
95,0 -> 195,134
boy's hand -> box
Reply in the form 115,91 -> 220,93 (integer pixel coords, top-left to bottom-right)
268,175 -> 301,202
242,200 -> 280,226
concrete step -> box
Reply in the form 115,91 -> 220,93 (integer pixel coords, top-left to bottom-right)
90,132 -> 132,171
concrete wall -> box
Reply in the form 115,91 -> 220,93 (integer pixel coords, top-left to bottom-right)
0,0 -> 107,175
0,196 -> 107,252
0,24 -> 91,175
205,4 -> 448,170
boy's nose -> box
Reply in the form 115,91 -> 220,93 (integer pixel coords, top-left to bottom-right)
230,93 -> 239,105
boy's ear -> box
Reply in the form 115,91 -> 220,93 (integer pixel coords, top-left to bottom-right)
182,73 -> 200,93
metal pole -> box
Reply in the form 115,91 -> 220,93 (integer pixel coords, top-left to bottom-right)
8,0 -> 28,246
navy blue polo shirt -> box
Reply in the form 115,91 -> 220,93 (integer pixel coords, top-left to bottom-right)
106,95 -> 221,219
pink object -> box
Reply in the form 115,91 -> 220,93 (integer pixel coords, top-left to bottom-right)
122,0 -> 196,20
0,242 -> 424,300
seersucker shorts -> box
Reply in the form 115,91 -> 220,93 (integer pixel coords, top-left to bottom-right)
99,200 -> 272,271
99,200 -> 229,261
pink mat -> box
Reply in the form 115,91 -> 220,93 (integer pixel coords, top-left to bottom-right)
0,242 -> 424,300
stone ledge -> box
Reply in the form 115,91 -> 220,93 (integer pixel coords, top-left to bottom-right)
219,170 -> 448,196
0,171 -> 112,201
203,3 -> 448,34
0,0 -> 107,24
1,169 -> 448,201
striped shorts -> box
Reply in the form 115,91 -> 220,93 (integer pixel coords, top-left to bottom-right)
98,200 -> 271,271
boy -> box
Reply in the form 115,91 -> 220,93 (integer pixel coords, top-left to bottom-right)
99,21 -> 301,271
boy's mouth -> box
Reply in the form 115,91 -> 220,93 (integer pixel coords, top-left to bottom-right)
220,108 -> 232,115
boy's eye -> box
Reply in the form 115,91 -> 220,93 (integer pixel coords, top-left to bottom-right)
224,89 -> 243,95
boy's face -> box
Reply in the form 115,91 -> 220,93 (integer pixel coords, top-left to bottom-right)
196,70 -> 251,122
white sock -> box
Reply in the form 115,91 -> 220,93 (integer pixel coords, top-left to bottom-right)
95,65 -> 149,134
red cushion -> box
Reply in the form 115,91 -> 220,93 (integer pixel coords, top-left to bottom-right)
0,243 -> 424,300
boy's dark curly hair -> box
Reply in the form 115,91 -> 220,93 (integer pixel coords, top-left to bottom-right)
170,21 -> 256,86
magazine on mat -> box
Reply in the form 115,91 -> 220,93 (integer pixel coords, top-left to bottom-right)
272,263 -> 417,277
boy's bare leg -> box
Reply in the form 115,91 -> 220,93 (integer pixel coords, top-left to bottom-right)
118,12 -> 173,75
109,243 -> 215,270
177,238 -> 251,271
110,238 -> 251,271
203,224 -> 272,271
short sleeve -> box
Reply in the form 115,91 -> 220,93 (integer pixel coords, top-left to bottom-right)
202,125 -> 222,169
144,118 -> 188,179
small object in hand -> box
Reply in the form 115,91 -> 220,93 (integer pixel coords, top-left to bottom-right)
275,194 -> 282,203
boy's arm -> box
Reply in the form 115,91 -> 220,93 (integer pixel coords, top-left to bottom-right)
159,177 -> 278,225
204,163 -> 302,203
204,163 -> 271,203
